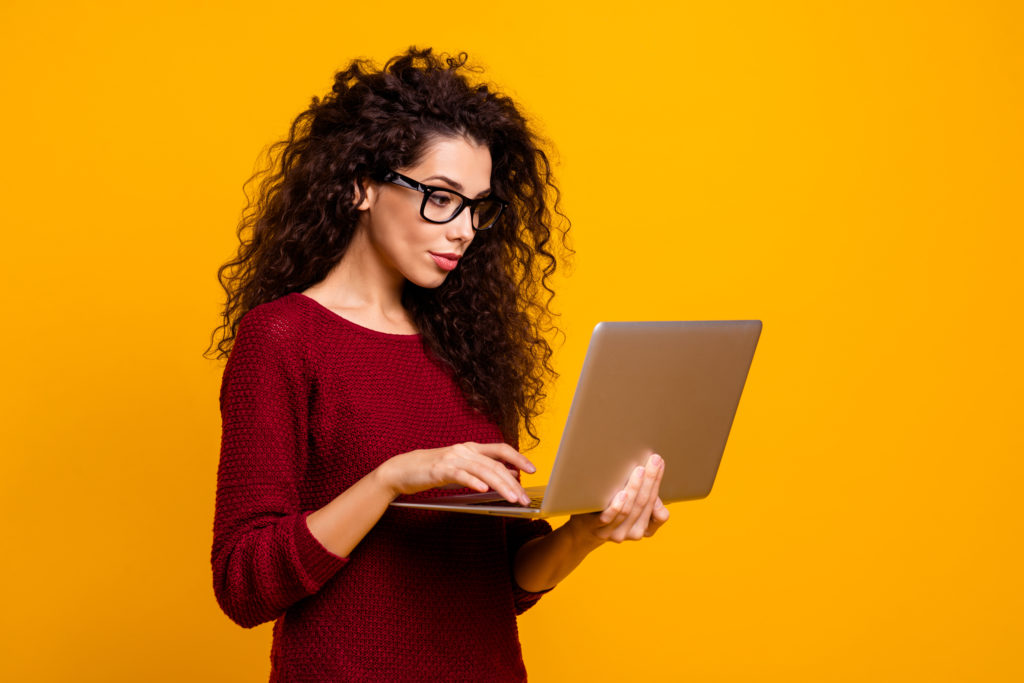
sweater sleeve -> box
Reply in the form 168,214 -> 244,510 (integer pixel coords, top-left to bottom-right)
505,516 -> 555,615
502,432 -> 555,614
211,306 -> 348,628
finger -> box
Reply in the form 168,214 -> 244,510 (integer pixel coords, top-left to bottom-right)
474,451 -> 533,504
591,490 -> 629,541
629,456 -> 664,539
618,456 -> 662,540
450,469 -> 490,494
447,444 -> 525,494
466,446 -> 535,505
598,466 -> 641,526
614,458 -> 663,532
600,465 -> 644,534
598,489 -> 626,526
607,469 -> 644,542
468,441 -> 537,474
645,497 -> 671,537
636,454 -> 663,511
456,453 -> 530,505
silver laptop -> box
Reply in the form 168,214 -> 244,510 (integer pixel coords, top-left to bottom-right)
390,320 -> 762,518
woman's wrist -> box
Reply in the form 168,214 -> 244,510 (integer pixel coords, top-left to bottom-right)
306,466 -> 401,557
563,514 -> 608,554
512,515 -> 606,593
371,458 -> 402,501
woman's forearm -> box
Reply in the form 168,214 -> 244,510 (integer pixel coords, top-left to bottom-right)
305,467 -> 396,558
513,518 -> 605,593
305,442 -> 535,558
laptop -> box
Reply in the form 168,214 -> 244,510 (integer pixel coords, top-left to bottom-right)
389,320 -> 762,518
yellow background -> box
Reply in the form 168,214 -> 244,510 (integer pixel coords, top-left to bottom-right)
2,1 -> 1021,680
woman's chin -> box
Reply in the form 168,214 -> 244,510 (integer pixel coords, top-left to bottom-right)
407,272 -> 450,290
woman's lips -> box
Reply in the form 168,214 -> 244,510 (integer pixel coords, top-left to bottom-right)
430,252 -> 461,272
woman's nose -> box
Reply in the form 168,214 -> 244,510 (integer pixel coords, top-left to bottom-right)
446,206 -> 476,241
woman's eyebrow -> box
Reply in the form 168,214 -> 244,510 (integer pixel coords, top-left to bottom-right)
422,175 -> 491,198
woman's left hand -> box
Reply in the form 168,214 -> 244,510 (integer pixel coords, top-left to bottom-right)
513,453 -> 670,592
567,453 -> 671,544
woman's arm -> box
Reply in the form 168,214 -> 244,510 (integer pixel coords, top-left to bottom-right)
212,309 -> 347,628
512,453 -> 670,593
302,467 -> 397,559
306,441 -> 537,557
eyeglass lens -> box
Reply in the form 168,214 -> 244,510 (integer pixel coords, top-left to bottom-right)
423,190 -> 502,229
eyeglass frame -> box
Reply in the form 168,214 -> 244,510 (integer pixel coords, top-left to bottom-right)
380,169 -> 508,231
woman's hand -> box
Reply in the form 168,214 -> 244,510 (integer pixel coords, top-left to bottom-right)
566,453 -> 671,544
512,453 -> 670,592
376,442 -> 536,506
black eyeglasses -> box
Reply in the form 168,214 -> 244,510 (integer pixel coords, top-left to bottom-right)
382,170 -> 507,231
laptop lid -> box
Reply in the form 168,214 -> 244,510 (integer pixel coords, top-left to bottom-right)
538,320 -> 761,516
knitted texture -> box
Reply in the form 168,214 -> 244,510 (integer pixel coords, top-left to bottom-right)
212,292 -> 553,682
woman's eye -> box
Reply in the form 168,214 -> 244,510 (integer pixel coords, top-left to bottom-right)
429,192 -> 454,208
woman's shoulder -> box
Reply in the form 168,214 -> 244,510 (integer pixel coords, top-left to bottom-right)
236,293 -> 315,352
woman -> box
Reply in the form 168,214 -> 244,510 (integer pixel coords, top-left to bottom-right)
209,47 -> 669,681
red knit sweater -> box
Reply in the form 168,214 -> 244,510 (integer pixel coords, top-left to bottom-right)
212,292 -> 553,682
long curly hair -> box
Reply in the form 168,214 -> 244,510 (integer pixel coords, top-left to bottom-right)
206,46 -> 570,446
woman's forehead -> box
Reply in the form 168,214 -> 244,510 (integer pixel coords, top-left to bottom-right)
407,135 -> 492,194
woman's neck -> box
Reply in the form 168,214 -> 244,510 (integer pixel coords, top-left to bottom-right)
302,230 -> 417,335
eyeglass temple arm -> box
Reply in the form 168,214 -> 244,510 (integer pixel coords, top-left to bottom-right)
382,171 -> 428,193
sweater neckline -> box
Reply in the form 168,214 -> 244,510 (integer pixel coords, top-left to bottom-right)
288,292 -> 422,341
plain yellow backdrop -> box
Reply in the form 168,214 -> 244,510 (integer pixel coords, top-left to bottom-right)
1,1 -> 1021,681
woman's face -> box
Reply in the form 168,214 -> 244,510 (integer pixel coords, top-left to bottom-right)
356,135 -> 493,290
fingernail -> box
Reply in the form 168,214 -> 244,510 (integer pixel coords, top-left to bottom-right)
652,454 -> 663,466
526,462 -> 537,474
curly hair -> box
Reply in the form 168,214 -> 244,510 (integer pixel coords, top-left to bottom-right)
206,46 -> 570,446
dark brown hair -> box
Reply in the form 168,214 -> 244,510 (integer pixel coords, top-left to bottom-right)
206,46 -> 570,445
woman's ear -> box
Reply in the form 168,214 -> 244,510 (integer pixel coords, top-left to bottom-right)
353,179 -> 376,211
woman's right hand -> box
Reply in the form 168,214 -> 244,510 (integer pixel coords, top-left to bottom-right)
376,442 -> 536,506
